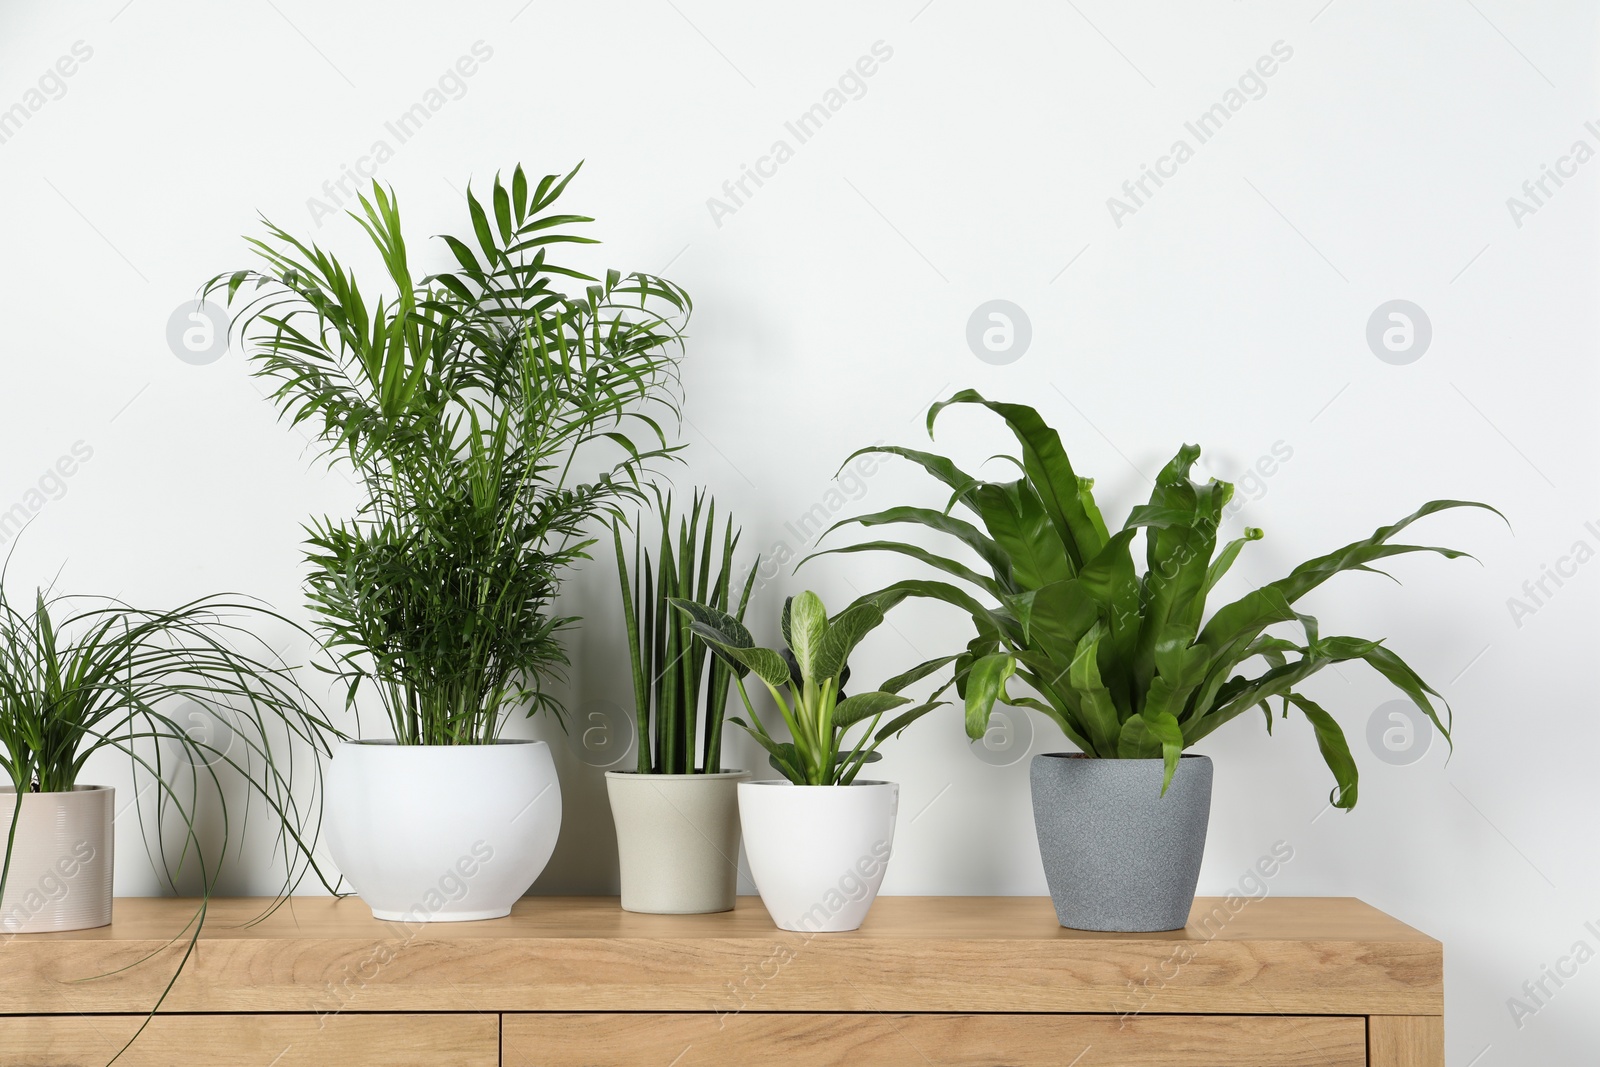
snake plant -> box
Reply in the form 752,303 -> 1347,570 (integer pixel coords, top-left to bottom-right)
669,591 -> 949,786
816,390 -> 1499,808
614,489 -> 756,774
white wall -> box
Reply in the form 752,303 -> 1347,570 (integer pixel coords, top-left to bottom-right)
2,1 -> 1595,1060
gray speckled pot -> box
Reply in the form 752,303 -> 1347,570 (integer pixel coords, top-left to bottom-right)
1030,753 -> 1213,932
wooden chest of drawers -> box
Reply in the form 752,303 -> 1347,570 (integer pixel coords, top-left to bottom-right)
0,895 -> 1442,1065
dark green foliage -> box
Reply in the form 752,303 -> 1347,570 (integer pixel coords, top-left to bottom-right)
670,591 -> 950,785
614,489 -> 756,774
208,164 -> 690,744
819,390 -> 1501,807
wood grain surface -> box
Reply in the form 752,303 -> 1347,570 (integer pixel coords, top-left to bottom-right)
502,1012 -> 1370,1067
0,895 -> 1443,1017
0,1013 -> 497,1067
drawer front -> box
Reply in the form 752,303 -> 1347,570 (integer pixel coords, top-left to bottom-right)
503,1012 -> 1367,1066
0,1013 -> 498,1067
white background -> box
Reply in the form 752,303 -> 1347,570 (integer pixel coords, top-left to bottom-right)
2,1 -> 1596,1061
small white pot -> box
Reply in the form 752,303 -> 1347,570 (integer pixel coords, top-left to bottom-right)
325,740 -> 561,922
606,770 -> 750,914
0,785 -> 114,934
737,780 -> 898,932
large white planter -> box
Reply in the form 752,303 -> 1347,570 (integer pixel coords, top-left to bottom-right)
0,785 -> 114,934
737,780 -> 898,933
325,740 -> 561,922
606,770 -> 750,914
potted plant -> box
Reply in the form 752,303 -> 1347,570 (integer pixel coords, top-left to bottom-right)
821,390 -> 1498,932
670,591 -> 947,932
0,576 -> 334,934
606,489 -> 757,914
210,164 -> 691,921
0,567 -> 336,1059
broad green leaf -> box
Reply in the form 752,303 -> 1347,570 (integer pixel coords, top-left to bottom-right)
1115,715 -> 1161,758
1074,529 -> 1141,700
837,444 -> 981,499
820,506 -> 1012,587
874,698 -> 947,741
967,480 -> 1073,589
1206,527 -> 1264,593
713,645 -> 792,691
929,390 -> 1106,566
834,690 -> 912,729
1357,643 -> 1452,751
811,540 -> 1004,600
1269,500 -> 1503,607
668,597 -> 753,650
880,654 -> 958,695
1065,623 -> 1121,756
963,653 -> 1016,739
1286,693 -> 1358,810
1005,579 -> 1097,664
787,590 -> 829,685
815,602 -> 886,682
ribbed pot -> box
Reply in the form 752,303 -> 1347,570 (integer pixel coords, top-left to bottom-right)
325,740 -> 562,922
1030,753 -> 1213,932
606,770 -> 750,914
738,780 -> 898,932
0,785 -> 114,934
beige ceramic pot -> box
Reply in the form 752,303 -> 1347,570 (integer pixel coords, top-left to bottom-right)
0,785 -> 114,934
606,770 -> 749,914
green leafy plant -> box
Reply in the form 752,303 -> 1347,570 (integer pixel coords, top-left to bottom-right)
0,565 -> 337,1060
208,163 -> 690,744
669,591 -> 949,786
819,390 -> 1499,807
614,490 -> 757,774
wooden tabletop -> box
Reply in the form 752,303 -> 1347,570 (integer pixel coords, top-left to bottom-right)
1,895 -> 1442,1017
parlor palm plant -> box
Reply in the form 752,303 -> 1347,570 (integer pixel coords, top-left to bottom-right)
208,162 -> 689,743
208,162 -> 690,921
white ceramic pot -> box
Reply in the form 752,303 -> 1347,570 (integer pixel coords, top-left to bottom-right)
325,740 -> 561,922
737,780 -> 898,932
606,770 -> 750,914
0,785 -> 114,934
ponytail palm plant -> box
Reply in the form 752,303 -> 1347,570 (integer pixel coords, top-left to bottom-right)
0,568 -> 337,1058
208,163 -> 690,743
818,390 -> 1499,808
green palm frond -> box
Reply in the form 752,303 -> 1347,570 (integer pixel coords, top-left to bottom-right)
206,164 -> 690,744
